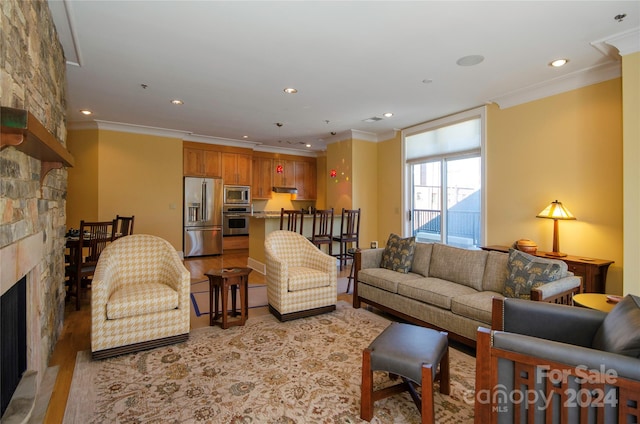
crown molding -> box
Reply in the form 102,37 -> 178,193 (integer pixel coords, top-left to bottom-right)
184,133 -> 260,149
253,145 -> 317,157
490,61 -> 620,109
92,120 -> 191,138
595,27 -> 640,57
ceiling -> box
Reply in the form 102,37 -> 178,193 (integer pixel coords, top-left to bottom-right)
48,1 -> 639,154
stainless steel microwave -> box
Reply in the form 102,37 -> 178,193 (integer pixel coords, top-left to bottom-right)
224,185 -> 250,205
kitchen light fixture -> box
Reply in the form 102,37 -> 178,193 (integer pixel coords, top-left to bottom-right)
536,200 -> 576,257
276,164 -> 283,174
550,59 -> 569,67
80,109 -> 93,115
383,112 -> 393,118
306,143 -> 311,148
283,87 -> 298,94
170,99 -> 184,105
330,169 -> 337,178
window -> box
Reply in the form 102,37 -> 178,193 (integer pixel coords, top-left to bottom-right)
404,108 -> 485,248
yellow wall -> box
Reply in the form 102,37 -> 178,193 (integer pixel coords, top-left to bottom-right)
326,139 -> 353,211
352,139 -> 378,248
376,132 -> 404,244
66,129 -> 184,249
66,129 -> 99,227
487,79 -> 623,293
623,52 -> 640,295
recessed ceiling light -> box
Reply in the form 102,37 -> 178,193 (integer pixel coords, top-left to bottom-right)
171,99 -> 184,105
306,143 -> 311,148
456,55 -> 484,67
550,59 -> 569,67
243,135 -> 249,139
383,112 -> 394,118
283,87 -> 298,94
80,109 -> 92,115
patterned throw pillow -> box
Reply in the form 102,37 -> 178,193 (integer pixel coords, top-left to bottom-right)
503,248 -> 567,299
380,233 -> 416,274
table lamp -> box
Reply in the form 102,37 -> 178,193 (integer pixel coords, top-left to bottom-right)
536,200 -> 576,257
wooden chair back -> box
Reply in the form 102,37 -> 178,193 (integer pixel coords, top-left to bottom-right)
279,208 -> 304,234
115,215 -> 135,238
337,208 -> 361,244
311,208 -> 334,254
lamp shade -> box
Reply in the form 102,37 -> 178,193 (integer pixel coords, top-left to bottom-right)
536,200 -> 576,220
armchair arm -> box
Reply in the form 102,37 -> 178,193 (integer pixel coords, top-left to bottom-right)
300,242 -> 336,276
493,331 -> 640,382
158,249 -> 190,310
492,297 -> 606,347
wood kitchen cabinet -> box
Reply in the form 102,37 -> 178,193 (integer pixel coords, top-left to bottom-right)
294,160 -> 317,200
273,159 -> 296,188
252,157 -> 273,199
222,152 -> 252,185
184,148 -> 221,177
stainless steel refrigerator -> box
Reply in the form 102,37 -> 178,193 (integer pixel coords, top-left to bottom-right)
184,177 -> 223,257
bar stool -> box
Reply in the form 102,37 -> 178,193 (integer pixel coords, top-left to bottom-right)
310,208 -> 334,255
361,323 -> 450,423
279,208 -> 304,234
332,208 -> 360,270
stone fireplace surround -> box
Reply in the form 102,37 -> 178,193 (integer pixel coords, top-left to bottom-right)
1,1 -> 70,420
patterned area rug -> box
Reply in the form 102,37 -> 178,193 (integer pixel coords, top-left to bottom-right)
63,302 -> 475,423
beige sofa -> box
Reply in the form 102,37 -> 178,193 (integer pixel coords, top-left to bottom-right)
353,242 -> 581,347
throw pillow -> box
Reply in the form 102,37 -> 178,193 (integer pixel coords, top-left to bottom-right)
380,233 -> 416,274
592,294 -> 640,358
503,248 -> 567,299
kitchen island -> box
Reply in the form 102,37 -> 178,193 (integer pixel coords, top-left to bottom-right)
248,212 -> 342,273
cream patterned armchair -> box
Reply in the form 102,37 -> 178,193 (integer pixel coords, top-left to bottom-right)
91,234 -> 190,359
265,230 -> 337,321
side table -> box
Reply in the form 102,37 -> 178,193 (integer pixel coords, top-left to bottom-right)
573,293 -> 618,313
205,267 -> 252,329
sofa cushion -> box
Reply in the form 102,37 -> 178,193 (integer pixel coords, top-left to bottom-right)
107,282 -> 178,319
451,291 -> 504,324
592,294 -> 640,358
358,268 -> 423,293
429,244 -> 488,291
397,277 -> 478,310
380,233 -> 416,273
410,242 -> 433,277
503,249 -> 568,299
482,251 -> 509,292
288,266 -> 331,292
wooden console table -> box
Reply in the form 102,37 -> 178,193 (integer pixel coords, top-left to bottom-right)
481,245 -> 614,294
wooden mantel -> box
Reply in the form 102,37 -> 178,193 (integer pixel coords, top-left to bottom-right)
1,106 -> 74,185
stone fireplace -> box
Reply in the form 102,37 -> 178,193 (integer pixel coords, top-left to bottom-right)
1,0 -> 70,420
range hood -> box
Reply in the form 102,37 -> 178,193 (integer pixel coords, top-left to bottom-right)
272,186 -> 298,194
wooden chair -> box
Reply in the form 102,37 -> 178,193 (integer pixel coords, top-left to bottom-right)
310,208 -> 334,255
114,215 -> 135,238
66,220 -> 116,310
279,208 -> 304,234
332,208 -> 361,270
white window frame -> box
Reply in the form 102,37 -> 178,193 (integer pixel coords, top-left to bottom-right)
401,106 -> 487,245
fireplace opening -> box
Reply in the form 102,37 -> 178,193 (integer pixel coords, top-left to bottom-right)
1,276 -> 27,416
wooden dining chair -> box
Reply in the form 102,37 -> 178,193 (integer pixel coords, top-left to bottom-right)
279,208 -> 304,234
310,208 -> 334,255
332,208 -> 361,270
66,219 -> 116,310
114,215 -> 135,238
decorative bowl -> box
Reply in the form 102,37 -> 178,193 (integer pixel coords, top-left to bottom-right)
516,239 -> 538,254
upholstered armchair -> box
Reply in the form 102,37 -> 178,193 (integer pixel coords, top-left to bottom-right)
91,234 -> 190,359
265,230 -> 337,321
475,296 -> 640,423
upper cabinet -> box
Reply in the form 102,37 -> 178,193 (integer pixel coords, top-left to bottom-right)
183,148 -> 221,177
222,152 -> 252,186
273,159 -> 296,188
294,160 -> 317,200
252,157 -> 273,199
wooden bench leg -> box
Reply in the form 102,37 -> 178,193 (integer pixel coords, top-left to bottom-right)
360,348 -> 374,421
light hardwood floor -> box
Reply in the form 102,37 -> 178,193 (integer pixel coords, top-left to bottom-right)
43,249 -> 352,423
